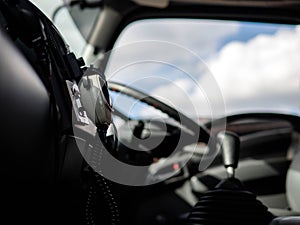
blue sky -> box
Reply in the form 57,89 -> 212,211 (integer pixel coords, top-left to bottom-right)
217,21 -> 293,51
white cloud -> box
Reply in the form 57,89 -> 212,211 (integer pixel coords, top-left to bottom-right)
147,25 -> 300,119
105,19 -> 239,85
105,41 -> 204,87
114,19 -> 239,59
204,26 -> 300,115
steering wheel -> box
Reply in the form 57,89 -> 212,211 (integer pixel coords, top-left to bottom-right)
108,81 -> 216,165
108,81 -> 211,144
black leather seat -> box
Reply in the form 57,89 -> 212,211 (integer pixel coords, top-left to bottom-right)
0,27 -> 55,224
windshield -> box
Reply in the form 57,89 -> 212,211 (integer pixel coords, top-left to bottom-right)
105,19 -> 300,120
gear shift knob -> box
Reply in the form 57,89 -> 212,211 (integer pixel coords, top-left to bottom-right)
217,131 -> 240,178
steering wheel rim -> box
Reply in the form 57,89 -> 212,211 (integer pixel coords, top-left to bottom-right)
108,81 -> 211,143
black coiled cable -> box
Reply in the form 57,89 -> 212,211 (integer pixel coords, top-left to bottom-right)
85,137 -> 120,225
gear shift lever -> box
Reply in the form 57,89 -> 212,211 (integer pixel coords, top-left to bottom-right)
187,131 -> 274,225
217,131 -> 240,178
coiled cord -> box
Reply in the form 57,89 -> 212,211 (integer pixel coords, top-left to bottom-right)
85,138 -> 120,225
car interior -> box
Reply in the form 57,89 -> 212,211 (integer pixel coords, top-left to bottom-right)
1,0 -> 300,225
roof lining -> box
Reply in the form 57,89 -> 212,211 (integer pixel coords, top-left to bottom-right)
103,3 -> 300,51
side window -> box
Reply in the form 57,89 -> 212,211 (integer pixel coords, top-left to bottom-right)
30,0 -> 86,56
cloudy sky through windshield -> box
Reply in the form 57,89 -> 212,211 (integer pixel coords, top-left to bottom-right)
107,19 -> 300,119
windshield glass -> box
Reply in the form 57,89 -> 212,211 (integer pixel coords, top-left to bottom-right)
105,19 -> 300,120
